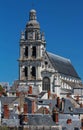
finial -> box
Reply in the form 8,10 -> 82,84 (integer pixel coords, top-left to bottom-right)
20,31 -> 25,40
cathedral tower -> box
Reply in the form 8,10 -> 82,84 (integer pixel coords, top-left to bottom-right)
18,9 -> 81,97
18,9 -> 46,94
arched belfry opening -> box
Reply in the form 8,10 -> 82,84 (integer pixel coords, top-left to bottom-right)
25,46 -> 28,57
32,46 -> 36,58
43,77 -> 50,91
31,66 -> 36,79
24,66 -> 28,77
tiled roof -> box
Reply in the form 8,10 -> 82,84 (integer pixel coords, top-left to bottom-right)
47,52 -> 80,79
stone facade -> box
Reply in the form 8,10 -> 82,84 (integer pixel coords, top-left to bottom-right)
18,9 -> 82,98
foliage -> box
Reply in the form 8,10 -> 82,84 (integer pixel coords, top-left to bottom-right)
0,85 -> 3,92
0,85 -> 7,96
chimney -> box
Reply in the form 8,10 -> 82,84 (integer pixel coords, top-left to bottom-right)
16,91 -> 20,97
4,104 -> 9,119
80,103 -> 83,108
28,86 -> 32,94
32,100 -> 36,113
48,90 -> 51,99
76,95 -> 79,102
57,97 -> 60,108
67,119 -> 72,124
24,103 -> 28,114
23,115 -> 28,124
66,93 -> 70,97
81,119 -> 83,130
53,109 -> 59,124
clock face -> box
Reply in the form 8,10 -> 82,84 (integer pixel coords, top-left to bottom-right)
28,32 -> 33,39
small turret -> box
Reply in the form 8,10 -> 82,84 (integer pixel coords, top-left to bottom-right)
29,9 -> 37,21
26,9 -> 40,29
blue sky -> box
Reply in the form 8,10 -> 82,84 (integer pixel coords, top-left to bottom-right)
0,0 -> 83,85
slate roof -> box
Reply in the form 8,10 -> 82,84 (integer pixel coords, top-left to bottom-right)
0,97 -> 18,111
60,120 -> 80,130
0,97 -> 17,106
63,98 -> 83,114
38,91 -> 47,98
22,114 -> 56,126
59,114 -> 81,130
47,52 -> 80,79
37,99 -> 56,110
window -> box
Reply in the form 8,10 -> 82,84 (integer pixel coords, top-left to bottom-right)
43,77 -> 50,91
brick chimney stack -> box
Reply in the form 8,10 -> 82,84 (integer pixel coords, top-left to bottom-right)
53,109 -> 59,124
81,119 -> 83,130
57,97 -> 60,109
67,119 -> 72,124
48,90 -> 51,99
28,86 -> 32,94
32,100 -> 36,113
16,91 -> 20,97
80,103 -> 83,108
4,104 -> 9,119
24,103 -> 28,114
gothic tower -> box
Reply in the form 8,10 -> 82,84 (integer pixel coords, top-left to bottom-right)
18,9 -> 46,94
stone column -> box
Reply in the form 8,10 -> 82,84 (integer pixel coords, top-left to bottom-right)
28,45 -> 32,59
37,46 -> 39,58
36,66 -> 40,80
20,66 -> 25,80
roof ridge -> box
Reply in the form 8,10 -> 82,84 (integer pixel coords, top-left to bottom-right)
47,52 -> 71,63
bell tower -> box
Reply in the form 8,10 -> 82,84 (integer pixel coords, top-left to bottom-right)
18,9 -> 46,94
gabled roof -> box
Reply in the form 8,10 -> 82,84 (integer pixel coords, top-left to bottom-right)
47,52 -> 80,79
